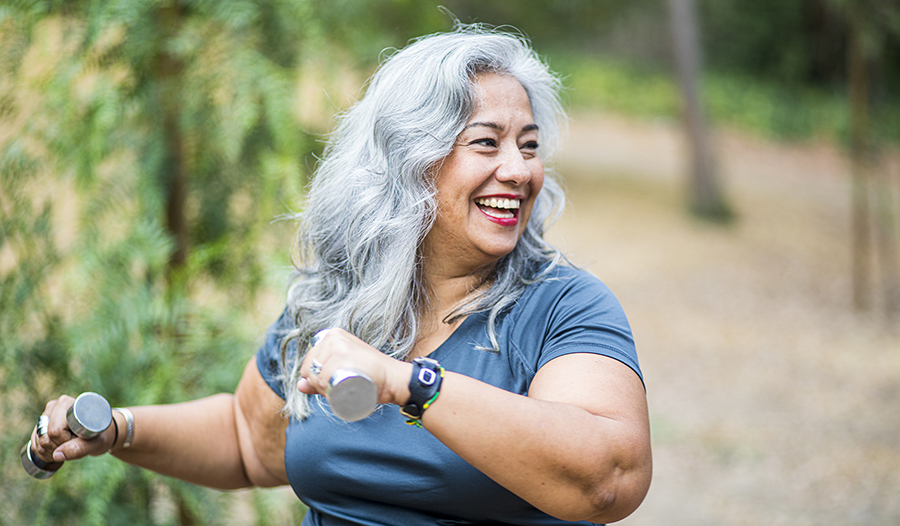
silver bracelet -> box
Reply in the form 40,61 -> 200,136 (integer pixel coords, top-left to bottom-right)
114,408 -> 134,448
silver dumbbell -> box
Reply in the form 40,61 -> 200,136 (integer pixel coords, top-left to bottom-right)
21,392 -> 112,479
310,329 -> 377,422
327,368 -> 378,421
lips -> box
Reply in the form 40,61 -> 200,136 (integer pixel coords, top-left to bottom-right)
475,196 -> 521,224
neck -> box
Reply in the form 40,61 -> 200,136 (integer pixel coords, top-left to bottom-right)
425,269 -> 489,319
411,267 -> 490,359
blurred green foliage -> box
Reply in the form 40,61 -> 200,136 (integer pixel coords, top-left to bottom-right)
1,1 -> 899,525
0,0 -> 319,524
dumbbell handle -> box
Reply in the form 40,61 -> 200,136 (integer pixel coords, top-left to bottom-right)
21,392 -> 112,479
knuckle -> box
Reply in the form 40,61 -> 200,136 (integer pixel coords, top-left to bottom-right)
47,424 -> 66,441
35,433 -> 51,449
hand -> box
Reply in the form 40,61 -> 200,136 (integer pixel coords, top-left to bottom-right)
297,328 -> 413,406
31,395 -> 117,464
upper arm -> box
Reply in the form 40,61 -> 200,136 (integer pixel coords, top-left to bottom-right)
529,353 -> 652,519
234,358 -> 290,487
530,353 -> 647,422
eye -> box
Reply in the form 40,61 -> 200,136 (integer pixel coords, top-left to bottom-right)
470,138 -> 497,148
520,141 -> 539,158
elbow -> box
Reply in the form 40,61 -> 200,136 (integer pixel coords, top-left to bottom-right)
544,461 -> 651,523
583,459 -> 652,524
583,486 -> 641,524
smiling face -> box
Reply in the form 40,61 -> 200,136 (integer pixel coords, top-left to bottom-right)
423,73 -> 544,277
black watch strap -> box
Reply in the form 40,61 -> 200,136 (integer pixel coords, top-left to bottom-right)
400,357 -> 444,423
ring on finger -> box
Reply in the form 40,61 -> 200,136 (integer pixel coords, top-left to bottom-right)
310,359 -> 323,376
37,415 -> 49,437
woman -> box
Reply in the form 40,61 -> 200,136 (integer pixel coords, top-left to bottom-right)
31,25 -> 651,525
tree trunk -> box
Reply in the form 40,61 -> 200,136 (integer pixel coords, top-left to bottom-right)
156,5 -> 195,522
848,9 -> 873,311
874,159 -> 900,316
667,0 -> 732,221
159,3 -> 188,280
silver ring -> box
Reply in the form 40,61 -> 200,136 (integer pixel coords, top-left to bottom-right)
37,415 -> 49,437
311,329 -> 331,348
309,359 -> 323,376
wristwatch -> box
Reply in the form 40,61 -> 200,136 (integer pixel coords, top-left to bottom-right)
400,357 -> 444,421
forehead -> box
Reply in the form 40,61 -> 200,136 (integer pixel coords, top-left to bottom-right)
469,73 -> 534,123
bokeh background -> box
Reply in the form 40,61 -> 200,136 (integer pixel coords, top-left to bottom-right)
2,1 -> 899,524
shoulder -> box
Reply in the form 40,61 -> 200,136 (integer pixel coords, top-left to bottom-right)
506,264 -> 641,382
522,264 -> 621,313
255,309 -> 298,401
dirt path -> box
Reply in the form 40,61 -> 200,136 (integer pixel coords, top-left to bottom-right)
551,113 -> 900,525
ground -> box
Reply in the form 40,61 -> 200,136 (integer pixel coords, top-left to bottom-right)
550,113 -> 900,525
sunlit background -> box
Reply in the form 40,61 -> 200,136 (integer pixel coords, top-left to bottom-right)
2,1 -> 899,524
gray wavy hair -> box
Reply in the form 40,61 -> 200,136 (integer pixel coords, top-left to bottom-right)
281,24 -> 568,419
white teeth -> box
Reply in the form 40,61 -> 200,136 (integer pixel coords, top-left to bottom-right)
476,197 -> 520,210
482,207 -> 514,219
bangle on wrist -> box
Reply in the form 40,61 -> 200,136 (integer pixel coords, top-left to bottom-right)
400,357 -> 444,427
114,408 -> 134,448
107,414 -> 119,453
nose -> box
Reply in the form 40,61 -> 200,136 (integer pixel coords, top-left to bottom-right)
494,146 -> 532,186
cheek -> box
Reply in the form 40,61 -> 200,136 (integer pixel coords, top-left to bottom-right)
521,164 -> 545,226
529,162 -> 545,202
531,170 -> 544,195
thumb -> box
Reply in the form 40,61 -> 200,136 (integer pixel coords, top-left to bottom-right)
53,436 -> 103,462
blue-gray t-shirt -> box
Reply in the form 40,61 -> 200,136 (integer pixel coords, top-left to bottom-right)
256,265 -> 642,526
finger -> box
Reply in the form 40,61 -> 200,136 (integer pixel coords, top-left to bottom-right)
53,436 -> 105,462
36,400 -> 58,454
31,426 -> 57,463
302,329 -> 334,377
300,353 -> 322,379
47,395 -> 75,443
300,356 -> 318,382
311,328 -> 332,348
300,363 -> 333,395
296,377 -> 319,395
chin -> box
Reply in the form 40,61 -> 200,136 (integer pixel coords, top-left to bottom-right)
478,243 -> 518,263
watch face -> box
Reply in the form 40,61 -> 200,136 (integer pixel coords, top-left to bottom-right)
417,366 -> 439,387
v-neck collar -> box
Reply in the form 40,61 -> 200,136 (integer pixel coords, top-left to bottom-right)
418,311 -> 484,361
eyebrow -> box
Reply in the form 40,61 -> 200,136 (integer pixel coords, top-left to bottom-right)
463,122 -> 539,133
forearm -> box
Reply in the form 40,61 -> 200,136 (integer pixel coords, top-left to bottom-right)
110,394 -> 252,490
420,372 -> 650,523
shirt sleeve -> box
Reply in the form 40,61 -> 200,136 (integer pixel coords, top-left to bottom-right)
522,268 -> 642,385
255,309 -> 296,401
